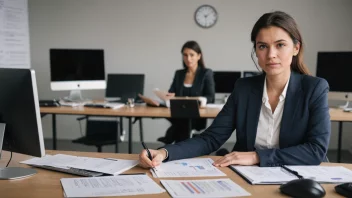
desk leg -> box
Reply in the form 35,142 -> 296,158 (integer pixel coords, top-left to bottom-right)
52,114 -> 57,150
128,117 -> 132,154
338,121 -> 343,163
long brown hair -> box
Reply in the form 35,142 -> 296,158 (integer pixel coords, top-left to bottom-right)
181,41 -> 205,69
250,11 -> 310,75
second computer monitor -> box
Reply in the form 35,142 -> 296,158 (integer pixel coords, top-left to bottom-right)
316,52 -> 352,102
0,68 -> 45,157
105,74 -> 145,102
213,71 -> 241,93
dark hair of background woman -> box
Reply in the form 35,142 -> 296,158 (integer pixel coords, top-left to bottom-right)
181,41 -> 206,69
250,11 -> 310,75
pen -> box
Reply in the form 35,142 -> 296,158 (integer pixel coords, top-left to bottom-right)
141,141 -> 157,173
119,173 -> 147,176
281,165 -> 303,179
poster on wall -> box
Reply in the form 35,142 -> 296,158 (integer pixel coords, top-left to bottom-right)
0,0 -> 30,68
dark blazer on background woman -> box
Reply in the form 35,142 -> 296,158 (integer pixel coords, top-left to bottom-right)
166,67 -> 215,142
169,67 -> 215,104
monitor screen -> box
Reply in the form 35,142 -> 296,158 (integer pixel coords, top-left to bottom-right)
106,74 -> 145,102
316,52 -> 352,92
213,71 -> 242,93
50,49 -> 106,92
0,68 -> 45,157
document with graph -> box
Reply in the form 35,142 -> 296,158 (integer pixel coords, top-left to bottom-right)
151,158 -> 226,178
160,179 -> 250,198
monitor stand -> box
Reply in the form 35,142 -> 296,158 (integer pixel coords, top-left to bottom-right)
0,123 -> 37,180
340,100 -> 352,110
63,90 -> 90,102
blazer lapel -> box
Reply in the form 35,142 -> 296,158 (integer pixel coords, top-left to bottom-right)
246,74 -> 265,151
279,72 -> 303,148
177,69 -> 187,96
190,67 -> 202,96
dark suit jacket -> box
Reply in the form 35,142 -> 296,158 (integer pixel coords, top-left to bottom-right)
164,71 -> 331,167
168,67 -> 215,103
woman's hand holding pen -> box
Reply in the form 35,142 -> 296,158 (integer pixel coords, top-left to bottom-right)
139,149 -> 167,168
213,151 -> 260,167
165,92 -> 175,100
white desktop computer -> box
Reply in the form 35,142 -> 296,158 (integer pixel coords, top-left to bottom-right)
49,49 -> 106,101
0,68 -> 45,180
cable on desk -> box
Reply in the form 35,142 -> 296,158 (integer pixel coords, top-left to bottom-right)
6,151 -> 12,167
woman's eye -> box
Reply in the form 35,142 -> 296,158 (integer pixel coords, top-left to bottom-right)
277,43 -> 285,48
258,45 -> 266,49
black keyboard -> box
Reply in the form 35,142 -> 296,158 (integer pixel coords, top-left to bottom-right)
84,103 -> 110,108
31,164 -> 104,177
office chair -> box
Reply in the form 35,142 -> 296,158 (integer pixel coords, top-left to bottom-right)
72,116 -> 121,152
170,99 -> 201,139
72,73 -> 145,152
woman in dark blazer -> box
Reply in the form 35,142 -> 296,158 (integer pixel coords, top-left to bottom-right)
157,41 -> 215,144
140,11 -> 331,167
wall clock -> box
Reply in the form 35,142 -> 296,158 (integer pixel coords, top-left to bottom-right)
194,5 -> 218,28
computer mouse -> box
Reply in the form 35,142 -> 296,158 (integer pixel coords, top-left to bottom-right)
335,182 -> 352,197
280,178 -> 326,198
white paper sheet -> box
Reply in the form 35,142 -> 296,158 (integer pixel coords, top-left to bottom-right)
67,157 -> 138,175
61,175 -> 165,197
161,179 -> 251,197
21,154 -> 138,175
152,158 -> 226,178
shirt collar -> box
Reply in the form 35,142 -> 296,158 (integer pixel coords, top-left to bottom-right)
262,76 -> 290,103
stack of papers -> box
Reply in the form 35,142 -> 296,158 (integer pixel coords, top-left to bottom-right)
21,154 -> 138,175
161,179 -> 250,197
151,158 -> 226,178
231,165 -> 352,184
61,175 -> 165,197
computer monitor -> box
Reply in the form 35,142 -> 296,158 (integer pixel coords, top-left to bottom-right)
243,71 -> 261,78
316,52 -> 352,108
213,71 -> 242,93
105,74 -> 145,102
0,68 -> 45,179
50,49 -> 106,101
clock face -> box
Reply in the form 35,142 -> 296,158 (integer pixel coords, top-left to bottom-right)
194,5 -> 218,28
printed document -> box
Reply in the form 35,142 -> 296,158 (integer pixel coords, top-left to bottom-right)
231,165 -> 352,184
21,154 -> 138,175
152,158 -> 226,178
61,175 -> 165,197
161,178 -> 251,197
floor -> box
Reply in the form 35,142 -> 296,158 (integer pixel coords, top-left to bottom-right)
44,139 -> 352,163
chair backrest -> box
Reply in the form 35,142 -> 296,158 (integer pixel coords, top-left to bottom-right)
86,120 -> 118,139
170,99 -> 200,119
105,74 -> 145,102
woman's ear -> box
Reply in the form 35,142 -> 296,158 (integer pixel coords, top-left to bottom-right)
293,42 -> 300,56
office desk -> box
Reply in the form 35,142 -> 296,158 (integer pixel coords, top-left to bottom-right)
40,105 -> 220,153
0,150 -> 348,198
40,106 -> 352,162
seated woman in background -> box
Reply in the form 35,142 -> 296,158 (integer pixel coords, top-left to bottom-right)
157,40 -> 215,144
141,11 -> 331,168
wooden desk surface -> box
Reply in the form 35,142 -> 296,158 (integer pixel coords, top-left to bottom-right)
0,150 -> 348,198
40,104 -> 220,118
41,105 -> 352,121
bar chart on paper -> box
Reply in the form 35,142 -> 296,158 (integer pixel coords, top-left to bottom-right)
151,158 -> 226,178
160,179 -> 251,198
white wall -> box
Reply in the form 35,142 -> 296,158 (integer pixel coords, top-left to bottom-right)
28,0 -> 352,149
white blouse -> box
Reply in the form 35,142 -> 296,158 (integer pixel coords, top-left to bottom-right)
254,77 -> 290,150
